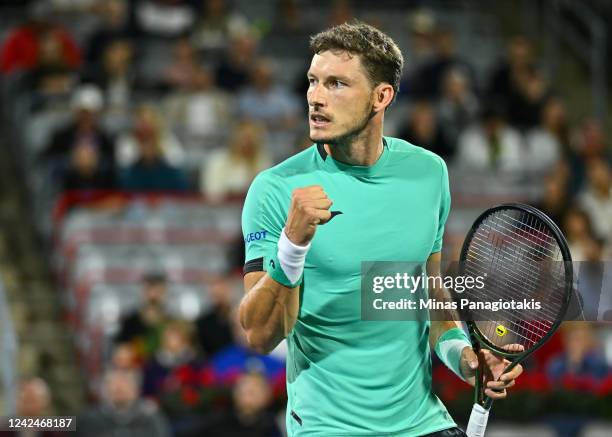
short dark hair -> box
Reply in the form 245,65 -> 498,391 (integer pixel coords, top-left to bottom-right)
310,21 -> 404,99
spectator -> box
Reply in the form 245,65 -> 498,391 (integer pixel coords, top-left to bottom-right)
412,28 -> 473,99
41,85 -> 114,166
214,31 -> 259,91
141,320 -> 205,398
579,158 -> 612,242
203,372 -> 282,437
135,0 -> 196,38
437,67 -> 479,151
408,10 -> 436,67
487,35 -> 534,107
525,97 -> 567,174
562,207 -> 598,261
86,39 -> 137,126
17,377 -> 52,416
201,120 -> 271,200
111,343 -> 140,370
399,9 -> 436,99
116,105 -> 185,168
507,67 -> 550,131
116,273 -> 171,360
573,119 -> 610,162
0,2 -> 81,74
547,323 -> 609,381
0,377 -> 61,436
78,369 -> 171,437
535,169 -> 570,227
397,100 -> 451,159
487,35 -> 549,131
164,66 -> 233,142
25,29 -> 78,100
162,38 -> 203,90
456,104 -> 523,173
59,141 -> 115,191
196,277 -> 235,356
86,0 -> 131,66
238,59 -> 300,161
119,125 -> 189,192
569,119 -> 612,194
238,59 -> 300,129
190,0 -> 250,55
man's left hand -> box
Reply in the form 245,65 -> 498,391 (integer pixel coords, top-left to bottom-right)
460,346 -> 524,399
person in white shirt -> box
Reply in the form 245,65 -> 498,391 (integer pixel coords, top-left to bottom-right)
525,97 -> 566,174
201,120 -> 271,201
580,158 -> 612,242
456,104 -> 523,173
164,67 -> 232,143
136,0 -> 195,37
116,105 -> 185,168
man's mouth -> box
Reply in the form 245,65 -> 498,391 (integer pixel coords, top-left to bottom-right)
310,113 -> 331,127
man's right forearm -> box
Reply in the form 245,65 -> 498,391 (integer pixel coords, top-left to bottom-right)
239,272 -> 299,354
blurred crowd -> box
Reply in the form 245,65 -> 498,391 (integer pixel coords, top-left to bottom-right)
1,273 -> 286,437
1,0 -> 611,436
81,272 -> 285,436
1,1 -> 609,257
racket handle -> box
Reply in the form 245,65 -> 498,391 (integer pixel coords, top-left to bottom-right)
466,403 -> 489,437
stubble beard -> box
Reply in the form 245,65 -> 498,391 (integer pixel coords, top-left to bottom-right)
310,95 -> 376,149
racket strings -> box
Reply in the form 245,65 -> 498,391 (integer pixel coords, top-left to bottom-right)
470,218 -> 562,343
473,212 -> 564,345
465,237 -> 563,310
463,209 -> 567,351
471,221 -> 567,312
467,226 -> 565,317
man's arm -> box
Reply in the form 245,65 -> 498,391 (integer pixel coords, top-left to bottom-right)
426,252 -> 480,387
427,252 -> 523,398
239,185 -> 332,354
240,271 -> 299,354
427,252 -> 463,349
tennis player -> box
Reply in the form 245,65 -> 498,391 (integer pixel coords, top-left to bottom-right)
239,22 -> 523,436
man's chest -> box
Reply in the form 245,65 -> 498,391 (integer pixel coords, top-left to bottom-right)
303,175 -> 441,279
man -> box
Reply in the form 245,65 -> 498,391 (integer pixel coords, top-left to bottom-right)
0,377 -> 62,436
239,22 -> 523,436
77,369 -> 171,437
115,272 -> 169,359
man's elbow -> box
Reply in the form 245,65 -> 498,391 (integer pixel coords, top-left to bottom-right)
243,328 -> 279,355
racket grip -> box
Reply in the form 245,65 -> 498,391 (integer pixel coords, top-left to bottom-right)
466,403 -> 489,437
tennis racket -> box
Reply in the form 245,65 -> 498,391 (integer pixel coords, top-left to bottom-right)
459,203 -> 573,437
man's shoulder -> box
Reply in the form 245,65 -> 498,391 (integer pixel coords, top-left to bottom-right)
385,136 -> 446,168
253,145 -> 319,184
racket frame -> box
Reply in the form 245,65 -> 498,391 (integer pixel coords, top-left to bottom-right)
458,203 -> 573,408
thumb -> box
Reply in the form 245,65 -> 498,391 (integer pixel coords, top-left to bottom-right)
460,347 -> 480,384
463,347 -> 479,370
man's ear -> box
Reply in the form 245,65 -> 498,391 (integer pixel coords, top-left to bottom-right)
372,83 -> 395,112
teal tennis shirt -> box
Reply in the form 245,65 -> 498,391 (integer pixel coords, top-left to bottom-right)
242,137 -> 455,436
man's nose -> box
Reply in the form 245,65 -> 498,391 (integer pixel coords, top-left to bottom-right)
308,83 -> 326,107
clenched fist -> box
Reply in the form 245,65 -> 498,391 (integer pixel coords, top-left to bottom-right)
285,185 -> 333,246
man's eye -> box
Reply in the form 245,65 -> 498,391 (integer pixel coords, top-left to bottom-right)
331,80 -> 344,88
308,78 -> 316,85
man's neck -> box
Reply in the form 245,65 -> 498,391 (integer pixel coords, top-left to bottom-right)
324,129 -> 384,167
